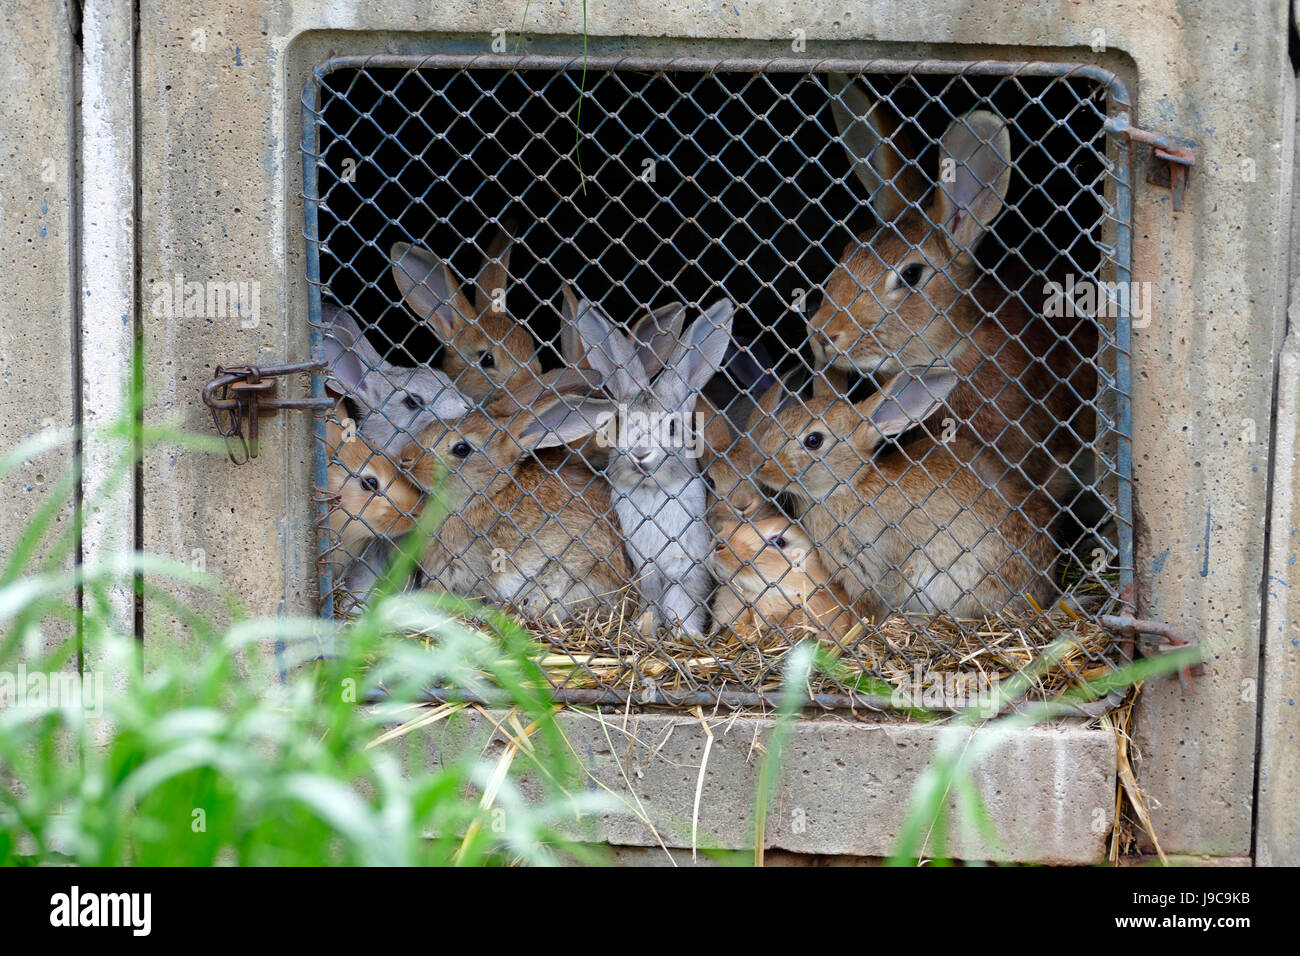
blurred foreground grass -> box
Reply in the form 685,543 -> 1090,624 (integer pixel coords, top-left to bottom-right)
0,379 -> 1198,866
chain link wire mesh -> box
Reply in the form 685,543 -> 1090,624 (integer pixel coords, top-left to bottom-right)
302,55 -> 1135,712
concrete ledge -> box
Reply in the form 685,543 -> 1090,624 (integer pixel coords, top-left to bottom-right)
410,710 -> 1117,864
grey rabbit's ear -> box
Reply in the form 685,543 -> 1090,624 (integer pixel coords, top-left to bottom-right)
390,242 -> 477,344
930,111 -> 1011,260
574,300 -> 647,399
826,73 -> 924,222
474,222 -> 514,315
558,283 -> 585,365
323,303 -> 388,369
864,365 -> 961,439
661,299 -> 735,408
512,396 -> 615,451
322,303 -> 388,409
630,302 -> 686,379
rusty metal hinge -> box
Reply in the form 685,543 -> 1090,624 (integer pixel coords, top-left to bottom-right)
1100,614 -> 1204,694
202,360 -> 333,463
1104,113 -> 1198,212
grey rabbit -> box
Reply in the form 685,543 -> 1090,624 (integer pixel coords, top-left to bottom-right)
575,297 -> 735,636
321,301 -> 472,455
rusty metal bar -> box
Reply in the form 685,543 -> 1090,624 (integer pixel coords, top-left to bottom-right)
202,360 -> 332,412
1100,614 -> 1204,692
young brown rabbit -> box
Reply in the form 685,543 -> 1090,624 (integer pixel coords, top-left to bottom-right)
809,109 -> 1095,503
398,387 -> 633,622
709,510 -> 857,645
698,382 -> 787,531
390,226 -> 543,401
754,366 -> 1057,620
326,419 -> 420,566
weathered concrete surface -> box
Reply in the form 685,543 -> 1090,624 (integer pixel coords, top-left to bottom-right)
139,1 -> 1292,857
79,0 -> 137,650
407,710 -> 1117,864
606,846 -> 885,866
1119,853 -> 1252,867
0,1 -> 76,636
1115,2 -> 1292,861
1257,92 -> 1300,868
611,847 -> 1254,865
139,3 -> 312,647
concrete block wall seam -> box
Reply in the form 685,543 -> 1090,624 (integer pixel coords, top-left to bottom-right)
79,0 -> 138,671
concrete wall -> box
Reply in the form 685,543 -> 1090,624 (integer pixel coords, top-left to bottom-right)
1256,75 -> 1300,868
0,1 -> 77,643
130,0 -> 1294,859
407,710 -> 1116,864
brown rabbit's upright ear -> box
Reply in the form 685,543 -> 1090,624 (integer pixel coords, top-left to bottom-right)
390,242 -> 475,344
474,223 -> 514,316
827,73 -> 925,222
930,111 -> 1012,262
510,396 -> 615,451
861,365 -> 961,440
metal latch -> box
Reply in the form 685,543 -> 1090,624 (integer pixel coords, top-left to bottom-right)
1100,614 -> 1204,693
1104,113 -> 1198,212
202,360 -> 332,463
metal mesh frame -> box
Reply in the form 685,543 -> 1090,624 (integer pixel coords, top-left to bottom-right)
300,53 -> 1136,712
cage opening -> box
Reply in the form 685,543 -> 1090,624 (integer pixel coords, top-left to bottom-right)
304,57 -> 1133,712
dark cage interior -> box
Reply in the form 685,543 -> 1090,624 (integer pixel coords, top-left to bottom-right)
305,59 -> 1132,710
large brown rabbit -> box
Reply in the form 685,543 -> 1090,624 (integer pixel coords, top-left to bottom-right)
390,225 -> 543,401
754,366 -> 1057,620
709,510 -> 858,645
398,387 -> 633,622
809,106 -> 1095,503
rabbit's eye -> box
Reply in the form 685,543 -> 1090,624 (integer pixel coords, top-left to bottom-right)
479,351 -> 496,370
402,394 -> 423,411
451,440 -> 473,459
360,475 -> 380,493
773,535 -> 788,549
803,431 -> 824,450
900,263 -> 925,287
